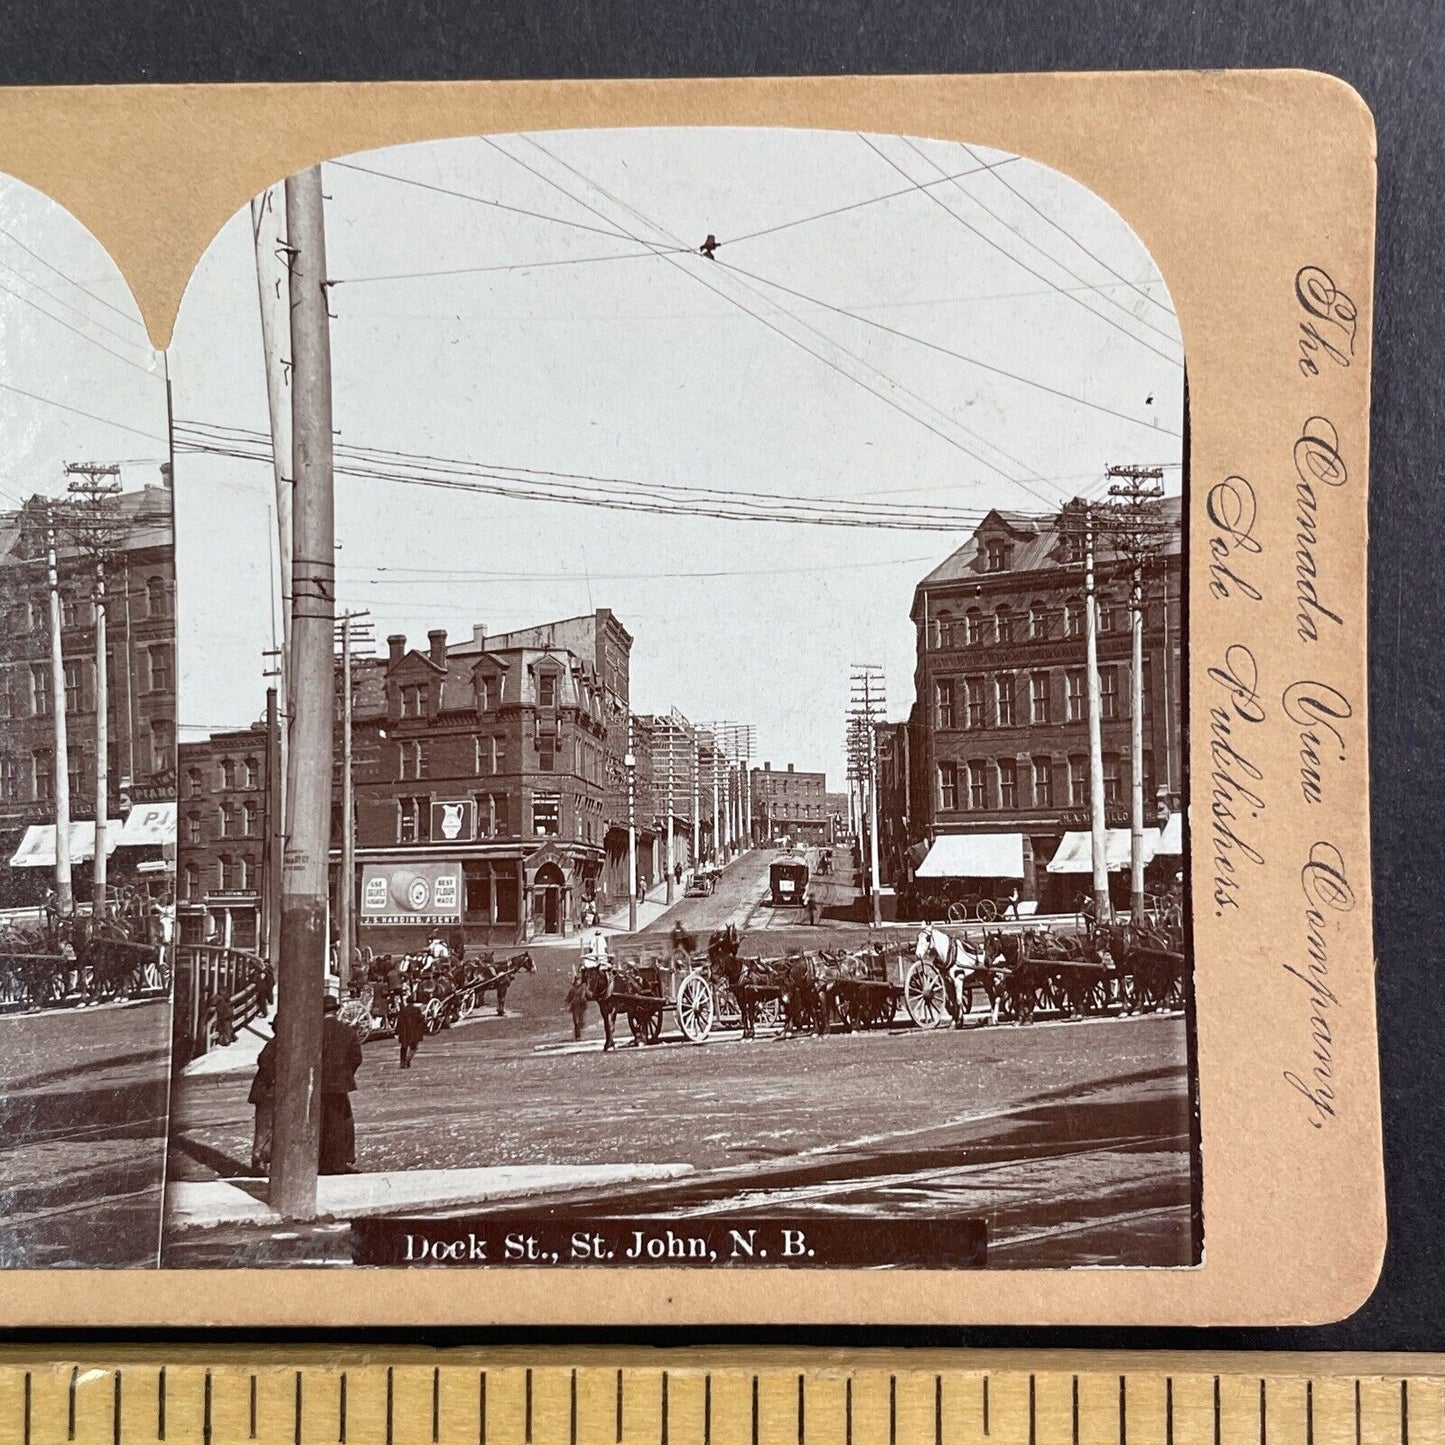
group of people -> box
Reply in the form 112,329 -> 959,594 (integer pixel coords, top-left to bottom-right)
248,994 -> 367,1176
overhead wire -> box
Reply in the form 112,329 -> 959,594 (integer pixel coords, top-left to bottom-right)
0,273 -> 159,377
898,135 -> 1182,347
0,380 -> 167,442
857,134 -> 1183,369
0,224 -> 146,330
493,135 -> 1055,500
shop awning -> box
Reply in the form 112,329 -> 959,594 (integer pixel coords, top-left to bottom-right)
116,801 -> 176,848
1046,827 -> 1161,874
915,832 -> 1025,880
9,820 -> 123,868
1155,811 -> 1184,857
907,840 -> 930,868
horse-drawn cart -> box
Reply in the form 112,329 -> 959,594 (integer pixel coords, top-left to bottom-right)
571,952 -> 718,1050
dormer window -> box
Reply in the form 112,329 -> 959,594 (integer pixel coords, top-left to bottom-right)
538,672 -> 557,709
985,540 -> 1011,572
400,684 -> 426,718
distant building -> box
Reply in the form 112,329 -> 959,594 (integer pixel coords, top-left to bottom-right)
0,481 -> 176,908
751,762 -> 832,844
176,714 -> 276,949
900,498 -> 1184,911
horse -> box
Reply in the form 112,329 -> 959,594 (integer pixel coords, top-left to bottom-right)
568,958 -> 662,1051
708,924 -> 771,1039
466,949 -> 536,1017
914,923 -> 996,1026
777,951 -> 829,1037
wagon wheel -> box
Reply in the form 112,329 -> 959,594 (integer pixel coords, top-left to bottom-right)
945,900 -> 969,925
627,1008 -> 663,1044
676,972 -> 714,1043
975,898 -> 999,922
1165,967 -> 1186,1010
714,983 -> 742,1029
756,995 -> 782,1030
878,991 -> 900,1027
904,960 -> 949,1029
422,997 -> 447,1034
337,997 -> 373,1044
455,988 -> 478,1021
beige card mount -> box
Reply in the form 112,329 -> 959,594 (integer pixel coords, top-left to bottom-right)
0,71 -> 1378,1326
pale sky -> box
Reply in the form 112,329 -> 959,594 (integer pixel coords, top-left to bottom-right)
3,129 -> 1184,786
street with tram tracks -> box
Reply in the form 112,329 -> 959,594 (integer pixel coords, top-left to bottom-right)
166,847 -> 1195,1268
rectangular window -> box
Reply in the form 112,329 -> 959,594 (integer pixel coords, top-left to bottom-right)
1100,666 -> 1118,720
30,664 -> 49,717
538,736 -> 555,772
985,540 -> 1009,572
0,756 -> 16,803
64,659 -> 84,715
938,762 -> 958,811
32,748 -> 53,803
533,792 -> 561,837
1032,756 -> 1053,808
1069,755 -> 1088,806
1066,669 -> 1087,722
219,805 -> 232,839
965,677 -> 985,729
538,674 -> 556,708
491,736 -> 505,774
995,675 -> 1015,727
998,758 -> 1017,809
148,644 -> 173,695
244,758 -> 259,789
186,813 -> 201,846
935,680 -> 954,730
0,670 -> 12,720
1030,671 -> 1051,725
67,750 -> 87,802
397,795 -> 432,844
1103,753 -> 1121,803
1141,660 -> 1154,716
967,761 -> 987,810
150,719 -> 174,775
242,801 -> 258,837
400,684 -> 426,718
416,741 -> 429,778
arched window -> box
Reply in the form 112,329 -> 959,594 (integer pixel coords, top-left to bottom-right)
996,605 -> 1014,643
146,575 -> 168,618
1065,596 -> 1085,637
935,610 -> 953,649
965,607 -> 987,645
1029,601 -> 1050,640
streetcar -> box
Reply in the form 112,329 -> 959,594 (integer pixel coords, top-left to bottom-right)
768,855 -> 810,907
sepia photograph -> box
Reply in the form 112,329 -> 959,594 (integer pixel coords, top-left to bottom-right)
0,177 -> 176,1266
158,126 -> 1195,1270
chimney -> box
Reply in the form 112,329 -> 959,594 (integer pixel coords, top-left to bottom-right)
472,623 -> 488,648
387,634 -> 406,666
428,629 -> 447,666
787,763 -> 794,772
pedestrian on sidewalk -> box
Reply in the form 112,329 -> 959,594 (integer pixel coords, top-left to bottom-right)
673,861 -> 683,888
319,996 -> 363,1174
213,988 -> 236,1047
397,990 -> 426,1069
257,961 -> 276,1013
636,873 -> 646,904
248,1027 -> 277,1174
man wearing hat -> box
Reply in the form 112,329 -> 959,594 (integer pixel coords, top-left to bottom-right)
320,995 -> 364,1174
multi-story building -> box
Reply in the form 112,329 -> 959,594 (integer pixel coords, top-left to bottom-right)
901,497 -> 1184,911
0,480 -> 176,908
751,762 -> 832,844
339,616 -> 620,949
176,712 -> 277,948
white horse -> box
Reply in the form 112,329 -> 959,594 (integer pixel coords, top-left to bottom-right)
914,923 -> 999,1026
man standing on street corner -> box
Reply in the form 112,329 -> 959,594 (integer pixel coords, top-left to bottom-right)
320,995 -> 363,1173
397,990 -> 426,1069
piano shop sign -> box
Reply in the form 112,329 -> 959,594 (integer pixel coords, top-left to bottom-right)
360,861 -> 463,926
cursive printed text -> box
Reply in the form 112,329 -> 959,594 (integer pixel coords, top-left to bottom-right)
1206,645 -> 1267,916
1282,680 -> 1353,805
1282,842 -> 1356,1128
1205,475 -> 1263,602
1296,265 -> 1358,377
1293,415 -> 1349,643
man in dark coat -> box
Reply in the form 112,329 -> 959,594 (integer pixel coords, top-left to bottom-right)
397,991 -> 426,1069
319,996 -> 363,1174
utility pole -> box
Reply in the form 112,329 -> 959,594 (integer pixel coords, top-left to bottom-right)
334,609 -> 372,994
64,463 -> 122,920
690,728 -> 699,870
1106,465 -> 1167,920
262,685 -> 282,971
271,165 -> 334,1222
44,509 -> 73,918
848,665 -> 886,927
626,714 -> 637,931
665,715 -> 675,905
1083,506 -> 1111,923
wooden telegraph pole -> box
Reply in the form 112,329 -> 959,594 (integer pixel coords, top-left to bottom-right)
1106,465 -> 1167,921
848,666 -> 886,928
334,608 -> 372,994
44,508 -> 74,918
1083,505 -> 1111,923
270,165 -> 335,1222
64,463 -> 122,920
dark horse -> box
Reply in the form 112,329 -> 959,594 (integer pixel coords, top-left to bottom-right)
707,925 -> 766,1039
464,949 -> 536,1018
567,959 -> 663,1051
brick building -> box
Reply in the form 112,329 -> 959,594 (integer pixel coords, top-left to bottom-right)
751,762 -> 833,844
176,712 -> 277,948
0,481 -> 176,908
900,497 -> 1184,911
340,613 -> 623,949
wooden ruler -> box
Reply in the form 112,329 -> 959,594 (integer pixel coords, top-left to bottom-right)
0,1354 -> 1436,1445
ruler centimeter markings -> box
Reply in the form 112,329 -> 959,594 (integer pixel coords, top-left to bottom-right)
0,1360 -> 1440,1445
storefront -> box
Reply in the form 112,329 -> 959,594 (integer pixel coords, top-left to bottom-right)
1045,825 -> 1163,912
